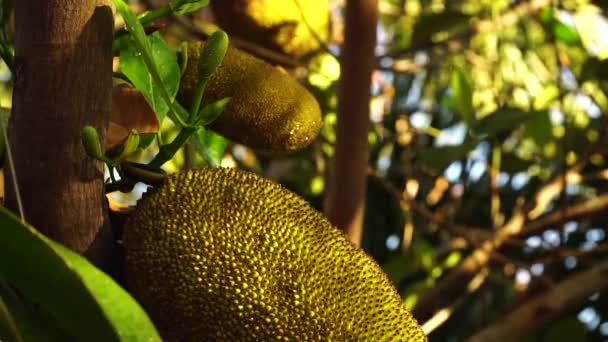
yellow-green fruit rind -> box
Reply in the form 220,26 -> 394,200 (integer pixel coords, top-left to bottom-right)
124,168 -> 427,341
179,42 -> 322,153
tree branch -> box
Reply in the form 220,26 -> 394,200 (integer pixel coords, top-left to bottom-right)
8,0 -> 116,271
468,260 -> 608,342
323,0 -> 377,245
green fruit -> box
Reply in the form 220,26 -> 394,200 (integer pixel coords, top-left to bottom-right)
210,0 -> 330,59
179,42 -> 322,153
124,168 -> 427,341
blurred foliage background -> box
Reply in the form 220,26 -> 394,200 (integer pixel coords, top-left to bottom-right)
4,0 -> 608,340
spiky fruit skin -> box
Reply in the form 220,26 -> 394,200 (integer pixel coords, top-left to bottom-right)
179,42 -> 322,153
210,0 -> 330,60
124,168 -> 427,341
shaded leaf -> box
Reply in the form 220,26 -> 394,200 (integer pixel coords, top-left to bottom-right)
0,283 -> 69,342
0,289 -> 22,342
475,108 -> 546,138
418,138 -> 478,171
501,152 -> 534,174
411,10 -> 470,45
0,207 -> 161,342
524,110 -> 553,147
542,316 -> 587,342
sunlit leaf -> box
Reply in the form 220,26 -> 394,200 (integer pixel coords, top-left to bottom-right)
0,207 -> 161,341
450,67 -> 475,127
170,0 -> 209,15
539,8 -> 581,46
191,129 -> 229,167
119,32 -> 180,122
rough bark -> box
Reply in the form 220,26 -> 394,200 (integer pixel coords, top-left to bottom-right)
324,0 -> 377,246
468,260 -> 608,342
7,0 -> 115,270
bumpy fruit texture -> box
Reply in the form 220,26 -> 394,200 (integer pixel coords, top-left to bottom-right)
179,42 -> 322,153
210,0 -> 330,59
124,168 -> 427,341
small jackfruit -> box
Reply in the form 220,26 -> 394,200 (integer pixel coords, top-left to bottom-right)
210,0 -> 330,60
179,42 -> 322,153
124,168 -> 427,341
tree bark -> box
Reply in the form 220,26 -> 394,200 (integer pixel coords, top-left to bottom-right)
7,0 -> 115,270
468,259 -> 608,342
324,0 -> 377,246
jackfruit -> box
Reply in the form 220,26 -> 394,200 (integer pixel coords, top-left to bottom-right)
179,42 -> 322,153
210,0 -> 330,60
124,168 -> 427,341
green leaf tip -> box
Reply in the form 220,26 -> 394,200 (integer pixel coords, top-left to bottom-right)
189,30 -> 229,119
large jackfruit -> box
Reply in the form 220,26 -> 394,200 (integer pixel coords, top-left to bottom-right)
124,168 -> 426,341
210,0 -> 330,60
179,42 -> 322,153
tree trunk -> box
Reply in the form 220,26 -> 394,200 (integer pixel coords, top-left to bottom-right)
324,0 -> 377,246
7,0 -> 115,270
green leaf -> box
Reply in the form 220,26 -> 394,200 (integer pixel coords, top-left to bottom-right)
501,152 -> 533,174
0,290 -> 22,342
170,0 -> 209,15
542,316 -> 587,342
191,129 -> 228,167
189,31 -> 229,119
0,207 -> 161,342
114,0 -> 185,126
524,110 -> 553,147
450,67 -> 475,127
119,33 -> 180,123
0,283 -> 70,342
539,8 -> 581,46
474,108 -> 544,138
195,97 -> 230,126
411,10 -> 470,45
418,138 -> 478,171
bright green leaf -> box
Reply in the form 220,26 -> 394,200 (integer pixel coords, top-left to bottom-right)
119,32 -> 180,123
0,207 -> 161,342
191,129 -> 228,167
451,68 -> 475,127
170,0 -> 209,15
114,0 -> 185,126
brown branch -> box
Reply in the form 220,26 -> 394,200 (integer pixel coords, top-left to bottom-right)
468,260 -> 608,342
323,0 -> 377,246
522,193 -> 608,237
7,0 -> 116,271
